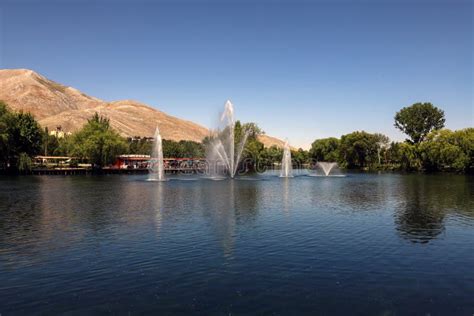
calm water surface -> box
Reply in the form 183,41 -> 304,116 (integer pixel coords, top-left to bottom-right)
0,172 -> 473,314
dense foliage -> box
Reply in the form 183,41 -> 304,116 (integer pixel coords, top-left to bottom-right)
308,128 -> 473,172
127,137 -> 205,158
41,127 -> 62,156
394,102 -> 445,143
418,128 -> 473,172
303,102 -> 471,173
235,121 -> 265,170
0,100 -> 472,174
309,137 -> 340,162
162,140 -> 205,158
63,113 -> 128,168
0,101 -> 43,171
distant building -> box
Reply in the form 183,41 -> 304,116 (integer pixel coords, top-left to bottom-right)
49,125 -> 71,138
113,155 -> 206,170
127,136 -> 155,142
114,155 -> 151,169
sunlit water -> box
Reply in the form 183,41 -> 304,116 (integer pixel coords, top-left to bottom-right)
0,172 -> 473,314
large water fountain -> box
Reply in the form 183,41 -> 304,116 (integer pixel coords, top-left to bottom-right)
206,100 -> 249,178
146,101 -> 343,180
148,126 -> 166,181
280,140 -> 293,177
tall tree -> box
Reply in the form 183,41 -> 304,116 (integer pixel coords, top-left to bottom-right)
339,131 -> 379,168
42,127 -> 61,156
374,133 -> 390,165
0,102 -> 43,171
261,145 -> 283,165
292,148 -> 309,167
394,102 -> 445,143
233,121 -> 265,172
309,137 -> 340,162
8,111 -> 43,158
419,128 -> 473,172
67,113 -> 127,168
0,101 -> 11,167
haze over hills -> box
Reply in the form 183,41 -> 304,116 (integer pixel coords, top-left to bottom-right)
0,69 -> 286,147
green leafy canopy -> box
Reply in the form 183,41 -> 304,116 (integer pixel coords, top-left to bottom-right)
394,102 -> 445,143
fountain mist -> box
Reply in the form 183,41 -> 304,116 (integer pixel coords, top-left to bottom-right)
280,140 -> 293,177
207,100 -> 249,178
316,162 -> 338,176
149,126 -> 165,181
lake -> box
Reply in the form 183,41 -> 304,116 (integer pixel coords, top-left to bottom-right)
0,172 -> 473,314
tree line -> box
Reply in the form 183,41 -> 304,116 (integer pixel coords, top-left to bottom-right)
0,102 -> 206,172
0,100 -> 472,173
308,103 -> 472,172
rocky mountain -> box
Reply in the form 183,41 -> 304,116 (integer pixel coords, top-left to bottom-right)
257,134 -> 287,149
38,100 -> 210,143
0,69 -> 102,120
0,69 -> 286,146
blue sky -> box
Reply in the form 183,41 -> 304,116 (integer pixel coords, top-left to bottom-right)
1,0 -> 472,148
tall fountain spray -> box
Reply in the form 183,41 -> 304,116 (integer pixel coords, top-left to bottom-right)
149,126 -> 165,181
280,140 -> 293,177
207,100 -> 249,178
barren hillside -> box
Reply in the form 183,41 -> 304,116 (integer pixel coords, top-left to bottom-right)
0,69 -> 285,146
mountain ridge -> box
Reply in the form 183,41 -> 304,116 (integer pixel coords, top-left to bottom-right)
0,68 -> 286,147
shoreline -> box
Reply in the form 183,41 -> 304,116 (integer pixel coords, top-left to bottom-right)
0,168 -> 471,176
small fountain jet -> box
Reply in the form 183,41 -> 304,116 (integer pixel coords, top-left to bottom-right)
280,140 -> 293,177
149,126 -> 166,181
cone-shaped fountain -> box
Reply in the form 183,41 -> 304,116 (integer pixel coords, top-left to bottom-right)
148,126 -> 166,181
280,140 -> 293,177
206,100 -> 249,178
316,162 -> 338,176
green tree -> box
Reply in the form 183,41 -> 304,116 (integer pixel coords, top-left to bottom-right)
339,131 -> 379,169
0,101 -> 11,168
394,102 -> 445,143
453,128 -> 474,171
261,145 -> 283,166
397,142 -> 422,171
178,140 -> 205,158
0,102 -> 43,171
8,111 -> 43,158
52,136 -> 70,156
309,137 -> 340,161
419,128 -> 473,172
162,139 -> 181,158
128,137 -> 153,155
374,133 -> 390,165
41,127 -> 61,156
242,122 -> 265,169
242,122 -> 263,138
68,113 -> 127,168
292,148 -> 309,167
18,152 -> 33,172
226,121 -> 265,172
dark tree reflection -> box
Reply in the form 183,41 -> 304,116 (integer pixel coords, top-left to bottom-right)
395,197 -> 445,244
394,175 -> 473,243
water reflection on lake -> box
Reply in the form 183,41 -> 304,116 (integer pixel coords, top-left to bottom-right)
0,173 -> 473,314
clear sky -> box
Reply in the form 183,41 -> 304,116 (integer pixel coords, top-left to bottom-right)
1,0 -> 472,148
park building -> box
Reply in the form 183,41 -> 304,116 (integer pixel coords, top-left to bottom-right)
49,126 -> 72,138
